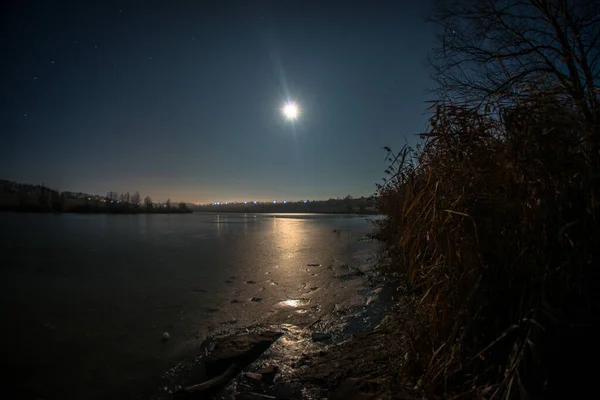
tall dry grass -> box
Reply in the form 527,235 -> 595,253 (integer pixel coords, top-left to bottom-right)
375,96 -> 599,398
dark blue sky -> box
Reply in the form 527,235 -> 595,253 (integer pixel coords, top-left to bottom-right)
1,0 -> 434,203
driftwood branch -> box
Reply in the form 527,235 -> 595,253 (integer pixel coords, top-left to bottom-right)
175,363 -> 239,397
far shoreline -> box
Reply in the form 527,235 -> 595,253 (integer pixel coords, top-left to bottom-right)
0,209 -> 379,216
0,205 -> 379,216
0,205 -> 193,215
194,210 -> 379,216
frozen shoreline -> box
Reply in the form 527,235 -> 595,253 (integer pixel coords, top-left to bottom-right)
149,252 -> 396,399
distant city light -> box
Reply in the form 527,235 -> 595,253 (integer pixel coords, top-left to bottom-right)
225,202 -> 228,205
244,201 -> 247,204
253,201 -> 257,204
304,200 -> 307,204
116,200 -> 120,204
283,200 -> 287,204
273,200 -> 276,203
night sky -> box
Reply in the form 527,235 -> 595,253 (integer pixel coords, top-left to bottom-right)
1,1 -> 434,203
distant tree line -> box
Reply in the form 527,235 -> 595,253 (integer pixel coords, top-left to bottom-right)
195,195 -> 377,214
0,180 -> 190,214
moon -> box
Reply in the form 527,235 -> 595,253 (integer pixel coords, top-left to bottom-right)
282,102 -> 299,120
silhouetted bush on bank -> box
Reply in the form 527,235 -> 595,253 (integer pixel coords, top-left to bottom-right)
374,97 -> 599,398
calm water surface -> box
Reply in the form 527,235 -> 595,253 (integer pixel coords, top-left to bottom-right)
0,212 -> 379,400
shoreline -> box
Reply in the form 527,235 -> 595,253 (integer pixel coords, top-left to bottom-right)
195,210 -> 380,216
149,255 -> 398,400
0,208 -> 378,216
0,206 -> 193,214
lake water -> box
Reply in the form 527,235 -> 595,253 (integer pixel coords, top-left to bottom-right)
0,212 -> 380,400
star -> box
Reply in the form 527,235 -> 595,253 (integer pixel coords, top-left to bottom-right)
51,60 -> 54,64
24,113 -> 28,117
33,76 -> 37,80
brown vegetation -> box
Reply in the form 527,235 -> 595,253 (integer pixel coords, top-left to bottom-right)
376,97 -> 598,397
374,0 -> 599,397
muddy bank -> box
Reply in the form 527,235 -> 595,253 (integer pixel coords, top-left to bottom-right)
148,257 -> 403,400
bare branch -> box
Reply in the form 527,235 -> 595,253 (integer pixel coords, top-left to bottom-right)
430,0 -> 599,127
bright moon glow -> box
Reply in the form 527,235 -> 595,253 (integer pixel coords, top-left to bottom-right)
282,102 -> 299,120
